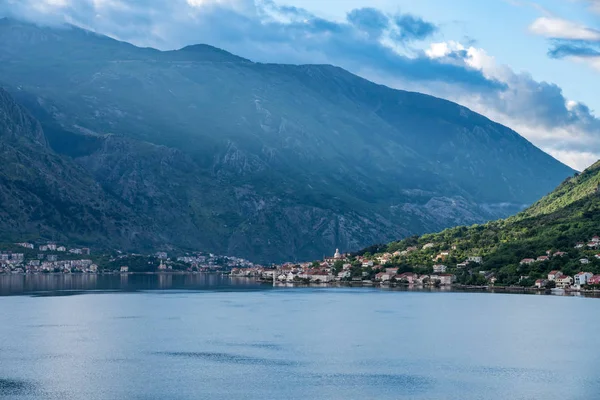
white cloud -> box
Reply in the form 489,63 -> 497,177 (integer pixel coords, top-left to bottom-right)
422,40 -> 600,170
529,16 -> 600,41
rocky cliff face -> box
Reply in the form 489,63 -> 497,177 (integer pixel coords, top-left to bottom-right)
0,19 -> 576,262
0,88 -> 151,247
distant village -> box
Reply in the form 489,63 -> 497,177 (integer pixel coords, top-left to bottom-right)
230,234 -> 600,291
5,235 -> 600,292
0,242 -> 254,275
231,248 -> 473,287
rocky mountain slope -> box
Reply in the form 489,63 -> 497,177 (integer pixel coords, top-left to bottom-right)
0,18 -> 575,262
379,162 -> 600,281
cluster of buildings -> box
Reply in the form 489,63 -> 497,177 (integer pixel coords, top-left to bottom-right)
520,236 -> 600,268
16,242 -> 91,255
1,257 -> 97,274
520,251 -> 568,265
574,236 -> 600,249
176,253 -> 254,270
535,270 -> 600,289
230,249 -> 458,286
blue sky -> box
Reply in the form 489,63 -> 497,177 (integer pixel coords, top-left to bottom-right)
2,0 -> 600,169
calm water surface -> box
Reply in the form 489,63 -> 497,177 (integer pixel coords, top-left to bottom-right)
0,274 -> 599,400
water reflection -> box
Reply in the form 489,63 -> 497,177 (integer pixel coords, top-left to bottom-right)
0,273 -> 268,296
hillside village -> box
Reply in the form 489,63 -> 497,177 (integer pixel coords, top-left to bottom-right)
231,233 -> 600,291
5,233 -> 600,293
0,242 -> 254,274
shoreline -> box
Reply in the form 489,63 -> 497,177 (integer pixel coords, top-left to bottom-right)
2,272 -> 600,297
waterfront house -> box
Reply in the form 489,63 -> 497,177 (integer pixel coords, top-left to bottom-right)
310,271 -> 334,283
548,271 -> 563,281
261,270 -> 275,279
575,272 -> 594,286
556,275 -> 574,288
120,266 -> 129,273
433,264 -> 447,273
535,279 -> 548,288
437,274 -> 456,285
588,275 -> 600,285
375,272 -> 392,282
337,271 -> 351,280
395,272 -> 417,284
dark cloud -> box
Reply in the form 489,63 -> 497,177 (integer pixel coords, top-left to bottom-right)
346,7 -> 390,38
393,14 -> 437,41
548,40 -> 600,59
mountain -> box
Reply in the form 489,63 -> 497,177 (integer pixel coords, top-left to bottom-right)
378,163 -> 600,283
0,18 -> 575,262
0,87 -> 145,246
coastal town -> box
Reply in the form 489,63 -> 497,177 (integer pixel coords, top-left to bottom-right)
4,234 -> 600,293
229,234 -> 600,292
0,242 -> 253,274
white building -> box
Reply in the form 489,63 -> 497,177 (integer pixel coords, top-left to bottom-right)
548,271 -> 563,281
431,274 -> 455,285
556,275 -> 574,288
575,272 -> 594,287
433,264 -> 447,273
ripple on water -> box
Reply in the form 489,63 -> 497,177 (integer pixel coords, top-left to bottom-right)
0,378 -> 37,396
311,373 -> 433,393
155,351 -> 298,366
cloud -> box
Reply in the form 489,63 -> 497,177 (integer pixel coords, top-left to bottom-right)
346,7 -> 389,39
529,16 -> 600,40
413,41 -> 600,170
393,13 -> 437,41
548,40 -> 600,58
1,0 -> 599,169
529,11 -> 600,70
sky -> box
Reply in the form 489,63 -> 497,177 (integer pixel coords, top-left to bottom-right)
1,0 -> 600,170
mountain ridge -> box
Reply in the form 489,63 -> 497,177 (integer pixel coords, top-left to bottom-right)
0,18 -> 575,262
373,162 -> 600,285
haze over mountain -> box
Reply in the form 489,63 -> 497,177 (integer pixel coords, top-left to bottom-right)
0,18 -> 575,262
